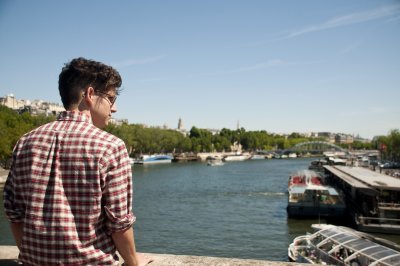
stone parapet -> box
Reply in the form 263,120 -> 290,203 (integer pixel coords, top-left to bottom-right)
0,246 -> 313,265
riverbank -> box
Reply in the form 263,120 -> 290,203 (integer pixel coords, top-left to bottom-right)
0,246 -> 314,266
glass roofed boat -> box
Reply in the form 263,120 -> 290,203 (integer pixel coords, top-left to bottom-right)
288,224 -> 400,265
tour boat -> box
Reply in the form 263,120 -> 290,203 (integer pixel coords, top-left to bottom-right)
288,224 -> 400,265
207,157 -> 224,166
134,154 -> 173,164
223,152 -> 251,162
287,170 -> 346,218
250,154 -> 265,160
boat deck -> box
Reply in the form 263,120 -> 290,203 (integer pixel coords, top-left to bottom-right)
324,166 -> 400,190
324,165 -> 400,234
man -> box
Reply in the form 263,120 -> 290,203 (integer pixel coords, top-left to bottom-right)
3,57 -> 152,266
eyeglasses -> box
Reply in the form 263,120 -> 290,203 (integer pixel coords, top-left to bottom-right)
96,91 -> 117,107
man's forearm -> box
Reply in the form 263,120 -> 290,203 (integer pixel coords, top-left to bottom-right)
10,222 -> 24,249
112,227 -> 138,266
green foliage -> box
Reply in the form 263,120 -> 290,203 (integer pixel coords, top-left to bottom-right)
0,105 -> 55,167
2,105 -> 399,163
373,129 -> 400,161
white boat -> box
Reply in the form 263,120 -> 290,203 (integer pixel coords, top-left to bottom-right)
287,170 -> 346,218
288,224 -> 400,265
207,158 -> 224,166
223,153 -> 251,162
250,154 -> 265,160
134,154 -> 173,164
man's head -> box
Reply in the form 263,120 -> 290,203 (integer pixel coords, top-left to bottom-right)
59,57 -> 122,128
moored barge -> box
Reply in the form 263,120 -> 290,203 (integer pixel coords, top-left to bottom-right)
324,165 -> 400,234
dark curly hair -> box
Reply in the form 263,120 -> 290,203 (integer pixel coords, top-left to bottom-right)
58,57 -> 122,109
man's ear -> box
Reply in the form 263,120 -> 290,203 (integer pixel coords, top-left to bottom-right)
79,86 -> 96,111
84,87 -> 95,106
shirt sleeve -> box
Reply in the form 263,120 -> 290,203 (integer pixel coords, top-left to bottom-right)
101,140 -> 135,234
3,150 -> 25,223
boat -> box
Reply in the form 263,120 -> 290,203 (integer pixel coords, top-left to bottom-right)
207,157 -> 224,166
206,156 -> 224,166
250,154 -> 265,160
134,154 -> 173,164
324,165 -> 400,234
288,224 -> 400,265
223,152 -> 251,162
308,159 -> 328,172
328,157 -> 347,166
287,170 -> 346,218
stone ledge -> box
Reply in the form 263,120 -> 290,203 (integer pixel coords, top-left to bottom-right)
0,246 -> 311,265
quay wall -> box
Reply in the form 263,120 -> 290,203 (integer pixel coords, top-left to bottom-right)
0,246 -> 314,266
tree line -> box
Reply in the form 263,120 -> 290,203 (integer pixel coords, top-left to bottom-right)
1,105 -> 399,167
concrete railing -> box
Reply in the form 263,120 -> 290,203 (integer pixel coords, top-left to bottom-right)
0,246 -> 313,265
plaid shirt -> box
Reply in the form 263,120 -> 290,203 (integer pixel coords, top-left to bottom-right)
3,111 -> 135,265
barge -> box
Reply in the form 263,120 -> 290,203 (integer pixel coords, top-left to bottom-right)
324,165 -> 400,234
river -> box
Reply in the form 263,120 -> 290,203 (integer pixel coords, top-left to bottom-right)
1,158 -> 399,262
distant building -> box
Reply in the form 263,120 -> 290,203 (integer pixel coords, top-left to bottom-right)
206,128 -> 220,135
317,132 -> 336,143
0,94 -> 27,110
176,117 -> 188,136
335,133 -> 354,144
0,94 -> 64,116
353,134 -> 371,143
109,118 -> 129,126
177,117 -> 184,130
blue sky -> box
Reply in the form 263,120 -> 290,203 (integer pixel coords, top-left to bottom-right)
1,1 -> 399,139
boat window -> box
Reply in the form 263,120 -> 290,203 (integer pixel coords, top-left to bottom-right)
346,240 -> 374,251
354,254 -> 371,266
370,249 -> 398,258
381,254 -> 400,265
321,230 -> 339,238
333,234 -> 355,243
311,235 -> 324,246
320,240 -> 334,252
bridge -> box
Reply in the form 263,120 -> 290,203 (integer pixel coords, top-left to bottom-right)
285,141 -> 348,154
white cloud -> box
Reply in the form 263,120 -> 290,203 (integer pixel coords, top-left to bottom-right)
287,4 -> 400,38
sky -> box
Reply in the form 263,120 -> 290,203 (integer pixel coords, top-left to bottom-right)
0,1 -> 399,139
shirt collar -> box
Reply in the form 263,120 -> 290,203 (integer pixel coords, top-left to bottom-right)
57,111 -> 92,123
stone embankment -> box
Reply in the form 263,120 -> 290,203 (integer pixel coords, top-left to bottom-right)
0,246 -> 312,266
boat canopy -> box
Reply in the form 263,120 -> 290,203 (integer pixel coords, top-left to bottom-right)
289,186 -> 339,196
313,225 -> 400,265
290,186 -> 307,194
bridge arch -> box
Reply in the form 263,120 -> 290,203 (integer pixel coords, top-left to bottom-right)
287,141 -> 348,154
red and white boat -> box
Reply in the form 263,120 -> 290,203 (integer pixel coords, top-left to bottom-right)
287,170 -> 346,218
